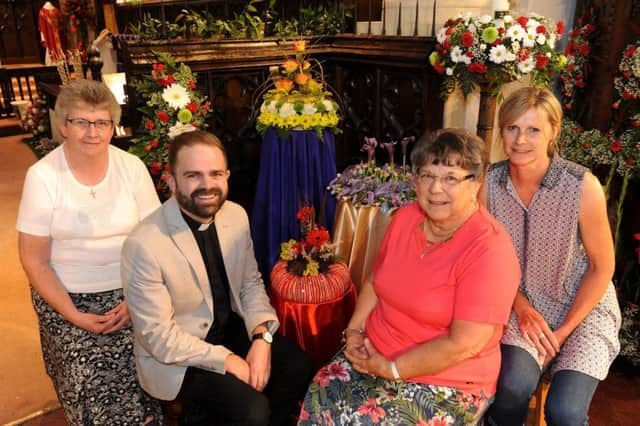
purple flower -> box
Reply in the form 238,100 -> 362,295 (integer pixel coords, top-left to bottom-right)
360,137 -> 378,164
381,140 -> 398,165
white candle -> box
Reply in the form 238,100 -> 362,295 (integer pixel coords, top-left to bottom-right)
493,0 -> 510,12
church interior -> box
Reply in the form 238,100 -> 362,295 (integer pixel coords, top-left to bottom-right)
1,0 -> 639,425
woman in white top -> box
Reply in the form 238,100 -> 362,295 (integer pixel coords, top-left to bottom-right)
17,80 -> 162,425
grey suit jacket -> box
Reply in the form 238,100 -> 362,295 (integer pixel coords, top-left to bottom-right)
121,197 -> 279,400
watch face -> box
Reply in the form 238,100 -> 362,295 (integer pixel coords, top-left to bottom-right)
263,331 -> 273,344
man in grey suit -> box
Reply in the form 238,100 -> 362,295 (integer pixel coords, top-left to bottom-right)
121,130 -> 313,425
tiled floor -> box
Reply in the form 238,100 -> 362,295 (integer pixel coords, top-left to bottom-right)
17,361 -> 640,426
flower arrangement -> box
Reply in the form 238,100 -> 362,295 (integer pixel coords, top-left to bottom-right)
612,40 -> 640,112
279,206 -> 339,276
256,40 -> 341,139
430,12 -> 566,97
559,17 -> 597,112
62,0 -> 95,58
128,52 -> 212,195
328,137 -> 416,213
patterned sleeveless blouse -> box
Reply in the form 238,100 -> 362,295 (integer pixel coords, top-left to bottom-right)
486,156 -> 620,380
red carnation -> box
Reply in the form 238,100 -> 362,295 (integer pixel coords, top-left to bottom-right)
612,102 -> 620,110
433,60 -> 445,74
204,102 -> 212,111
556,21 -> 565,35
536,25 -> 546,34
519,49 -> 531,62
622,91 -> 636,100
467,63 -> 488,74
461,31 -> 474,48
565,41 -> 576,56
187,102 -> 198,113
150,139 -> 159,148
582,142 -> 589,149
145,119 -> 154,130
624,46 -> 636,58
144,144 -> 152,152
575,80 -> 585,88
188,80 -> 196,89
152,63 -> 165,72
610,140 -> 622,152
626,158 -> 634,166
578,44 -> 590,55
165,74 -> 176,85
516,16 -> 529,28
631,120 -> 640,127
157,111 -> 170,123
306,228 -> 330,248
296,206 -> 314,223
536,54 -> 550,69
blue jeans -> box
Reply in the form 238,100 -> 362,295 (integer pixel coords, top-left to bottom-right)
485,345 -> 599,426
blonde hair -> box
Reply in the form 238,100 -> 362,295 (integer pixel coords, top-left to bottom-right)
498,87 -> 562,155
54,80 -> 121,129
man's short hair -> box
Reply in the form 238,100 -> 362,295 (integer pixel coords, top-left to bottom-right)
168,130 -> 227,174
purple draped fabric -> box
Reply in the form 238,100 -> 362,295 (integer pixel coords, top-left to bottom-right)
251,129 -> 337,282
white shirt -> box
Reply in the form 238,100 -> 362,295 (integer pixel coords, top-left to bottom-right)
17,144 -> 160,293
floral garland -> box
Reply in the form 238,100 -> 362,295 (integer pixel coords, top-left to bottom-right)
430,12 -> 566,97
612,40 -> 640,113
256,40 -> 341,139
328,136 -> 416,213
559,17 -> 597,112
129,52 -> 212,195
279,206 -> 339,276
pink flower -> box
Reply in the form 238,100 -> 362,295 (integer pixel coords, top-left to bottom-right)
357,399 -> 386,423
327,361 -> 350,381
299,406 -> 310,420
424,415 -> 455,426
312,367 -> 331,387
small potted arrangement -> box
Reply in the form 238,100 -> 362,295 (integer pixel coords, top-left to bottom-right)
328,136 -> 416,214
255,40 -> 341,139
270,206 -> 352,304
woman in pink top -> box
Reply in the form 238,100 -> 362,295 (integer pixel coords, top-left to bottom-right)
299,129 -> 520,425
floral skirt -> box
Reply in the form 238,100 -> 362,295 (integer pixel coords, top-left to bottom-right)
32,288 -> 162,426
298,353 -> 488,426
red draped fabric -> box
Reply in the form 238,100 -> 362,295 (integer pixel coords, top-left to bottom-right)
270,282 -> 357,369
38,7 -> 65,61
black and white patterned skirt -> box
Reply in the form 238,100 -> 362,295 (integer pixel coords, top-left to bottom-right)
32,288 -> 163,426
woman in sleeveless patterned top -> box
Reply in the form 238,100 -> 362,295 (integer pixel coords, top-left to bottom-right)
482,87 -> 620,426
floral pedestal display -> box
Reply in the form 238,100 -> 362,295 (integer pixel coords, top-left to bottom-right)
270,260 -> 356,368
252,40 -> 341,279
269,206 -> 356,368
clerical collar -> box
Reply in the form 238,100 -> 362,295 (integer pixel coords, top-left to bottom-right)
180,210 -> 214,232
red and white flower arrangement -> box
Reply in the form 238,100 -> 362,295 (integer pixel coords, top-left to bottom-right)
612,40 -> 640,111
278,206 -> 339,276
129,52 -> 212,195
430,12 -> 566,97
559,17 -> 597,112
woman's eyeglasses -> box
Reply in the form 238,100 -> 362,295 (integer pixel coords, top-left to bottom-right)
416,173 -> 475,188
66,118 -> 114,132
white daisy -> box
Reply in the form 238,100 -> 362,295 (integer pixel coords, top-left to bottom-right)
161,83 -> 190,110
536,34 -> 547,45
489,45 -> 508,64
478,15 -> 492,25
446,67 -> 453,76
548,33 -> 557,49
522,28 -> 537,48
503,15 -> 513,24
517,57 -> 535,73
528,18 -> 541,29
505,52 -> 517,62
506,24 -> 525,41
168,122 -> 196,139
511,41 -> 521,53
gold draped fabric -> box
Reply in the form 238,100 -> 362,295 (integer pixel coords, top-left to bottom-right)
332,200 -> 395,292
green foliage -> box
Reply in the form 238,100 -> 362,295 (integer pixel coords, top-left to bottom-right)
299,3 -> 354,36
129,13 -> 183,40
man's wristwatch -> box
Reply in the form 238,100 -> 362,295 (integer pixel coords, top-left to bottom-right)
252,330 -> 273,344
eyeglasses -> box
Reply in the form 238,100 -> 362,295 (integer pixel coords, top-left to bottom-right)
66,118 -> 114,132
416,173 -> 475,188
